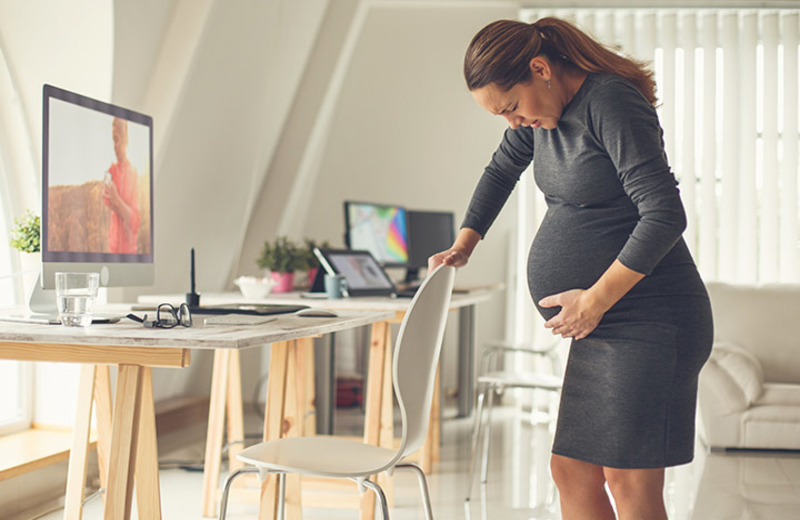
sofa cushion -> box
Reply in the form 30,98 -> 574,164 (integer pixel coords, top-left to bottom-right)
711,342 -> 764,405
756,383 -> 800,406
743,406 -> 800,450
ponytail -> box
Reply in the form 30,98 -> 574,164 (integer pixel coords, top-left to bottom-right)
464,17 -> 657,106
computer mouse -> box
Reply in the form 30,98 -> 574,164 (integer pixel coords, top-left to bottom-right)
295,308 -> 339,318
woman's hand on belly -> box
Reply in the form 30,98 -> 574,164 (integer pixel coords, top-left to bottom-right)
539,289 -> 605,340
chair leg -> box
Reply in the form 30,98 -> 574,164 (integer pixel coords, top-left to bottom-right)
361,479 -> 390,520
480,387 -> 496,484
219,467 -> 260,520
397,463 -> 434,520
465,385 -> 487,502
277,472 -> 286,520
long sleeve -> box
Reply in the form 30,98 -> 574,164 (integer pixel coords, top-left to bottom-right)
461,125 -> 534,238
587,78 -> 686,275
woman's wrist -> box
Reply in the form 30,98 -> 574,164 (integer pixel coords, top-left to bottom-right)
452,227 -> 481,257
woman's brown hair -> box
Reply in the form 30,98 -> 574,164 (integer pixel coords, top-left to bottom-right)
464,17 -> 657,106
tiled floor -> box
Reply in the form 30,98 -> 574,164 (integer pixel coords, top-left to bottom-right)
40,404 -> 800,519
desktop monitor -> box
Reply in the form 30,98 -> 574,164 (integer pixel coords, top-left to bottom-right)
343,201 -> 408,267
406,210 -> 455,282
41,84 -> 154,290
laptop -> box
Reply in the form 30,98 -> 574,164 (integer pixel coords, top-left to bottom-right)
313,248 -> 417,298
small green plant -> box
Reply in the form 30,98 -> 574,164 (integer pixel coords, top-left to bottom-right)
9,211 -> 40,253
256,236 -> 305,273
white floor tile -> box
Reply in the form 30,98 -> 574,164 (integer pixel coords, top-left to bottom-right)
37,404 -> 800,519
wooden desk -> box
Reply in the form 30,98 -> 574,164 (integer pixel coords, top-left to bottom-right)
0,310 -> 391,520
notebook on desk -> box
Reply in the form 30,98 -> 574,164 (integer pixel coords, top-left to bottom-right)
188,303 -> 308,316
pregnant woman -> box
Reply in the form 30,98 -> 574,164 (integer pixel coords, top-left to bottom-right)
429,17 -> 713,519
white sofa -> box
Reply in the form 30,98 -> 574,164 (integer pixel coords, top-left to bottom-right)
698,282 -> 800,450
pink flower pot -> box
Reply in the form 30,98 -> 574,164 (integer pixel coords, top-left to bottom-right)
271,271 -> 295,293
307,267 -> 318,287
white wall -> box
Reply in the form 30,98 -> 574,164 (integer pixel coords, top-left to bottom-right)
0,0 -> 523,418
109,0 -> 330,401
299,2 -> 520,390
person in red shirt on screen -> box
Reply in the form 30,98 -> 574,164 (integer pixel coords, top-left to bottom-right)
103,117 -> 140,254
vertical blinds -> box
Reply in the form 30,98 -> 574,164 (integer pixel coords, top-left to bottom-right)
519,8 -> 800,285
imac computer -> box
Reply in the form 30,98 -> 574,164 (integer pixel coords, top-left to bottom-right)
343,201 -> 409,267
405,210 -> 455,283
32,85 -> 154,315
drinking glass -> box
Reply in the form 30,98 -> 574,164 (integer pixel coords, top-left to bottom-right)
55,272 -> 100,327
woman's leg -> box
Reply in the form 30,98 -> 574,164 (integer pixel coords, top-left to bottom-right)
551,454 -> 615,520
603,466 -> 667,520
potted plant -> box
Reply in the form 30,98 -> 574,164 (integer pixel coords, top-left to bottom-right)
9,210 -> 41,254
256,236 -> 305,293
9,210 -> 41,299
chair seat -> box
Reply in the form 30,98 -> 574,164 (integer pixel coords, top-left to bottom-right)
478,371 -> 562,390
237,436 -> 398,479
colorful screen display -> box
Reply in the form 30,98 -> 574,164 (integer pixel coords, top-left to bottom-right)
344,202 -> 408,265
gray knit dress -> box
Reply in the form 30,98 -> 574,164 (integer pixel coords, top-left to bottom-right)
462,73 -> 713,469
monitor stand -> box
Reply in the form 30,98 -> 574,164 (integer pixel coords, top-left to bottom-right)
29,272 -> 58,314
404,267 -> 421,285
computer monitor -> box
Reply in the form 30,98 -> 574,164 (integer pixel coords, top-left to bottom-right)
405,210 -> 455,282
41,84 -> 154,291
343,201 -> 408,267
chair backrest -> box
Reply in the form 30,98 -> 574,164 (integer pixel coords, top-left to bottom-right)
390,264 -> 455,463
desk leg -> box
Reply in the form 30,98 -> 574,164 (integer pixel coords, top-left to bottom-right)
135,367 -> 162,519
202,350 -> 232,517
360,321 -> 391,520
457,305 -> 476,418
296,337 -> 316,437
64,364 -> 96,520
227,350 -> 245,476
94,365 -> 113,507
104,365 -> 144,520
258,341 -> 292,520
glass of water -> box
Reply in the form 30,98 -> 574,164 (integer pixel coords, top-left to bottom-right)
55,272 -> 100,327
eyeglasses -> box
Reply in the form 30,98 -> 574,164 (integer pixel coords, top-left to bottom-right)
126,303 -> 193,329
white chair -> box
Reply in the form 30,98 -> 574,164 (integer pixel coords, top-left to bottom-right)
218,265 -> 456,519
465,339 -> 563,502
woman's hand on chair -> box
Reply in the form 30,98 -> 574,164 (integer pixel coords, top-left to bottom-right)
428,247 -> 470,271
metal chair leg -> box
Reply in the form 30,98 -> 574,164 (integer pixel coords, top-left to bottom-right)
219,466 -> 260,520
397,463 -> 434,520
277,472 -> 287,520
362,479 -> 390,520
480,386 -> 496,484
465,384 -> 487,501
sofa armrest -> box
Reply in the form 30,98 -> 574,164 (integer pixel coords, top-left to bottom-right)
702,342 -> 765,413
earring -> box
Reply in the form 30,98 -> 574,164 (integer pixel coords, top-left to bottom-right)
546,79 -> 551,90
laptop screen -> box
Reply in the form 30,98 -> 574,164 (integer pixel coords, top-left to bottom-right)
314,249 -> 396,296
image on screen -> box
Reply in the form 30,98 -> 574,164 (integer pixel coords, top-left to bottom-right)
43,90 -> 153,263
345,202 -> 408,265
328,253 -> 394,290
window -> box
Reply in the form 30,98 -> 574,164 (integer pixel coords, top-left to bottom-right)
512,7 -> 800,342
0,94 -> 33,435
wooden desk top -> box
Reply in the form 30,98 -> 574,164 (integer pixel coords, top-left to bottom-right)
0,310 -> 394,352
139,285 -> 502,313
